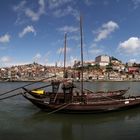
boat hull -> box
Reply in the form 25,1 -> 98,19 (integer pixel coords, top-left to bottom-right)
22,93 -> 140,114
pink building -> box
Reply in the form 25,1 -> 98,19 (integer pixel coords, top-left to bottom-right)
128,67 -> 139,74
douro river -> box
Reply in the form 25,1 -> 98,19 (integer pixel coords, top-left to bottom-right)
0,81 -> 140,140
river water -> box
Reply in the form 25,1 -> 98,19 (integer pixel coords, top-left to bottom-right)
0,81 -> 140,140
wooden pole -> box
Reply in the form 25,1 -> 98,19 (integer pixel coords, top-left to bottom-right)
80,16 -> 84,95
64,33 -> 67,78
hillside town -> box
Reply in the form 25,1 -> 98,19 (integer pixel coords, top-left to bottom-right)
0,55 -> 140,81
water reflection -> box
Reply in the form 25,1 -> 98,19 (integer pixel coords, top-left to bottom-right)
24,108 -> 140,140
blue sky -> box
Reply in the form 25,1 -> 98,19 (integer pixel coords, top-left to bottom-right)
0,0 -> 140,67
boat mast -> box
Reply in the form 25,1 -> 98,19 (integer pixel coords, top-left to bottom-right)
64,33 -> 67,78
80,16 -> 84,95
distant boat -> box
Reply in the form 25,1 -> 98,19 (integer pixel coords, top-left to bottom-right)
21,16 -> 140,114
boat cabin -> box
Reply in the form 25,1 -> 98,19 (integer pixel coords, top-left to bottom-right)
50,81 -> 75,104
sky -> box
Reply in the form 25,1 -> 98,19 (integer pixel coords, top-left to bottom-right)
0,0 -> 140,67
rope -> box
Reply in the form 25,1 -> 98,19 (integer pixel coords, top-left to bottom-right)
0,93 -> 22,101
47,102 -> 71,115
84,88 -> 118,101
75,84 -> 119,102
53,91 -> 59,103
30,84 -> 52,90
0,75 -> 56,97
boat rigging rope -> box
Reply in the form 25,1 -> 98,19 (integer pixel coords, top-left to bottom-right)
0,88 -> 27,101
84,88 -> 119,102
53,45 -> 64,77
47,102 -> 71,115
0,75 -> 56,97
0,93 -> 22,101
74,84 -> 119,102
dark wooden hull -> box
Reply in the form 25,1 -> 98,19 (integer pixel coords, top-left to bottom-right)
22,93 -> 140,114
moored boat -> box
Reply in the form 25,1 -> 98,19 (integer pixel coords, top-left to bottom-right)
22,92 -> 140,114
21,80 -> 135,114
22,84 -> 129,100
21,16 -> 139,114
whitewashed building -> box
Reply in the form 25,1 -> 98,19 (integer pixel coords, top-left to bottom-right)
95,55 -> 110,67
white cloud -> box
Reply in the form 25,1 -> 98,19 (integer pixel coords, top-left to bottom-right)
68,35 -> 80,41
56,55 -> 77,67
32,52 -> 56,66
94,21 -> 119,42
129,59 -> 136,63
44,62 -> 55,66
132,0 -> 140,9
13,0 -> 26,11
90,48 -> 103,55
89,43 -> 103,55
33,53 -> 42,62
41,52 -> 56,66
48,0 -> 73,9
0,55 -> 32,67
13,1 -> 28,24
14,0 -> 79,23
0,34 -> 11,43
9,62 -> 31,66
25,0 -> 45,21
19,25 -> 36,38
57,25 -> 79,33
13,0 -> 45,23
0,56 -> 12,63
118,37 -> 140,55
53,6 -> 79,20
69,56 -> 78,66
0,60 -> 33,67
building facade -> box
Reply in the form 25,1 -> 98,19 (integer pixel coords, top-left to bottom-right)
95,55 -> 110,67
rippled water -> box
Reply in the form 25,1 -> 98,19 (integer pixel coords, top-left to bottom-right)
0,81 -> 140,140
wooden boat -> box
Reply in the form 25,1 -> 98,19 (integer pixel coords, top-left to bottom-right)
21,81 -> 134,114
22,91 -> 140,114
21,16 -> 139,114
22,85 -> 129,100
